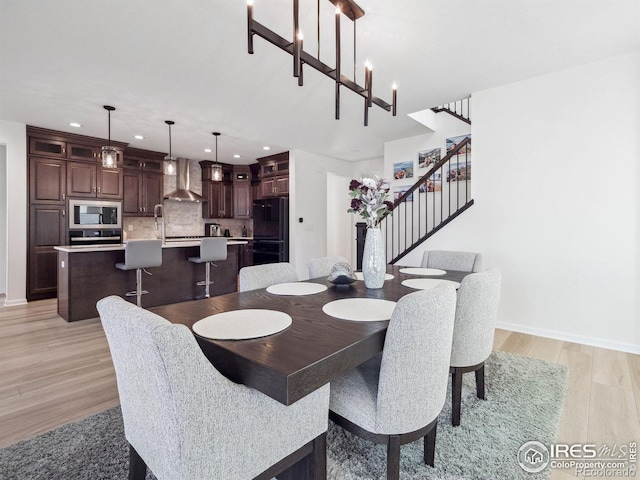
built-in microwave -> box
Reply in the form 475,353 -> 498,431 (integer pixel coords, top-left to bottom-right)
68,199 -> 122,230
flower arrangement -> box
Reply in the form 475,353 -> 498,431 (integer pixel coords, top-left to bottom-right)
348,176 -> 393,228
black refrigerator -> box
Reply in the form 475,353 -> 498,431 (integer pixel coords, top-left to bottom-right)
252,197 -> 289,265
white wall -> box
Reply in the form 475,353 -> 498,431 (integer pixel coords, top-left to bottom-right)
0,121 -> 27,306
0,145 -> 6,295
291,150 -> 384,280
396,52 -> 640,353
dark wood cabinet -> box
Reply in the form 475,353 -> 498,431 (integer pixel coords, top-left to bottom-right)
122,148 -> 166,216
67,142 -> 100,161
239,240 -> 254,268
29,157 -> 66,204
203,181 -> 233,218
259,152 -> 289,177
257,152 -> 289,197
67,161 -> 123,199
233,166 -> 252,219
200,161 -> 233,219
260,176 -> 289,197
28,204 -> 66,300
29,137 -> 67,158
123,171 -> 163,216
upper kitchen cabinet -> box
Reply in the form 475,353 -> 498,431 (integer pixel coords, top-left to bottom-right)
66,161 -> 123,199
200,161 -> 234,219
28,126 -> 126,165
233,166 -> 252,219
122,148 -> 166,216
259,152 -> 289,178
122,147 -> 165,173
29,157 -> 66,204
257,151 -> 289,197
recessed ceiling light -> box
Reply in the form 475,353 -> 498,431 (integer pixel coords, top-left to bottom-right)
134,135 -> 144,140
233,154 -> 240,158
204,148 -> 212,153
263,146 -> 271,151
69,122 -> 82,128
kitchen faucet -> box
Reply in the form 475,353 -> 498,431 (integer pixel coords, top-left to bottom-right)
154,204 -> 166,243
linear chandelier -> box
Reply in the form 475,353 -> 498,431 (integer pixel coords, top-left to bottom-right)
247,0 -> 397,126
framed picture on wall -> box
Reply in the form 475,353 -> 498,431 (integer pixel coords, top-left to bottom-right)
418,148 -> 441,169
393,160 -> 414,180
446,134 -> 471,155
446,160 -> 471,182
394,185 -> 413,202
418,173 -> 442,192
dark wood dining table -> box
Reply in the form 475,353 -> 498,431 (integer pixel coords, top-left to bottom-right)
151,264 -> 468,406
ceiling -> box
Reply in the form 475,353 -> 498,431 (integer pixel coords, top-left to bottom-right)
1,0 -> 638,164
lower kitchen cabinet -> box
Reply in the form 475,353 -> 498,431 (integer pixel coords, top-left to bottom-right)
28,204 -> 66,300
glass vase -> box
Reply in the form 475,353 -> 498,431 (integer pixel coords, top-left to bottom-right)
362,227 -> 386,289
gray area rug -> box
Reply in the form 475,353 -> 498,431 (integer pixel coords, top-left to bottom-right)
0,351 -> 568,480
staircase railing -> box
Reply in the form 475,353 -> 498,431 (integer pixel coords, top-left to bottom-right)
431,96 -> 471,124
378,136 -> 472,264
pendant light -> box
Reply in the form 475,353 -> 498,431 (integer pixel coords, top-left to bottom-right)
164,120 -> 177,176
211,132 -> 223,182
101,106 -> 118,168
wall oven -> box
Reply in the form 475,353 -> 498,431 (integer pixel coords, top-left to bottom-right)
68,199 -> 122,245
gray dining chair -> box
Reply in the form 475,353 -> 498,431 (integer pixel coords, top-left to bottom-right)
307,256 -> 348,279
96,295 -> 329,480
239,262 -> 298,292
329,286 -> 457,480
450,268 -> 501,426
420,249 -> 483,272
188,237 -> 228,298
115,239 -> 163,307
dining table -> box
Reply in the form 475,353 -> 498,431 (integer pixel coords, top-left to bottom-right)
150,264 -> 469,406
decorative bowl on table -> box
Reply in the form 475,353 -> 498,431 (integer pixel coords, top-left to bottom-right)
327,262 -> 357,290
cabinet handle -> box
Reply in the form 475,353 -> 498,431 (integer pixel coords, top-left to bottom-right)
62,209 -> 65,217
93,187 -> 97,193
62,147 -> 66,154
62,194 -> 66,200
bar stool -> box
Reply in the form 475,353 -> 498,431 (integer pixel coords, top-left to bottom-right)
115,239 -> 163,307
188,237 -> 227,298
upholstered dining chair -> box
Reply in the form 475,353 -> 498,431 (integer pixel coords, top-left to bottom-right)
239,262 -> 298,292
449,268 -> 501,426
307,256 -> 348,279
420,250 -> 483,273
97,295 -> 329,480
329,286 -> 457,480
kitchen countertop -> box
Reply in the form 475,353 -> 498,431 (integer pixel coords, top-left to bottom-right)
54,239 -> 248,253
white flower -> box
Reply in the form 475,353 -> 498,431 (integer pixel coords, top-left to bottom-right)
361,177 -> 377,189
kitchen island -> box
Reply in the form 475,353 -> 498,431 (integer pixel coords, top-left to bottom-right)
55,240 -> 248,322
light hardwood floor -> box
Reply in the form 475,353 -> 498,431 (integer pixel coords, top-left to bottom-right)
1,298 -> 638,479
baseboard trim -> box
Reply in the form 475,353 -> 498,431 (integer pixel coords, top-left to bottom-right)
495,321 -> 640,355
3,298 -> 28,307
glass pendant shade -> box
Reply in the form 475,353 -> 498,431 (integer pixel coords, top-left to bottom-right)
212,131 -> 222,182
164,120 -> 177,176
211,163 -> 223,182
164,158 -> 177,176
101,105 -> 118,168
101,146 -> 118,168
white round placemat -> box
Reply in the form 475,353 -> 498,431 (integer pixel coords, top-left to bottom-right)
192,309 -> 292,340
266,282 -> 328,296
399,267 -> 446,276
322,298 -> 397,321
401,278 -> 460,290
354,272 -> 395,281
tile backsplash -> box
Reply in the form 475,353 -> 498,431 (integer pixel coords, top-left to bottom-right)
122,159 -> 253,240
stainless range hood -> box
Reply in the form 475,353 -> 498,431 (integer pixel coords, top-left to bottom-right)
164,157 -> 205,202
